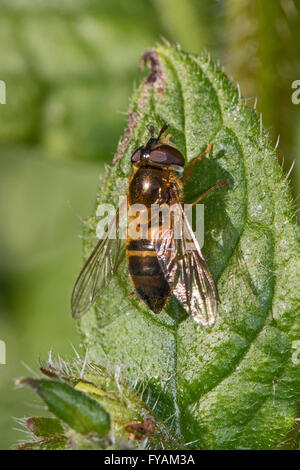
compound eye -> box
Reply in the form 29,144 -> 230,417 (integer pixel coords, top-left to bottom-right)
131,147 -> 142,163
149,145 -> 185,167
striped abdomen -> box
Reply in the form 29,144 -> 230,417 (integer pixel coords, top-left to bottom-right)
126,165 -> 179,313
127,239 -> 170,313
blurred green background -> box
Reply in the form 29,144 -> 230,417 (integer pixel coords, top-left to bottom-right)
0,0 -> 299,450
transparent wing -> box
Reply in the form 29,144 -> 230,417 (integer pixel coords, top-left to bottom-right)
156,193 -> 218,327
71,201 -> 126,319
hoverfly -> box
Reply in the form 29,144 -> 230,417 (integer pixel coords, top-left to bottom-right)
71,124 -> 229,326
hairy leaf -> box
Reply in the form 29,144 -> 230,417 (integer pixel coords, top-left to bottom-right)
78,44 -> 300,450
26,417 -> 64,438
20,378 -> 110,437
18,437 -> 67,451
17,359 -> 180,450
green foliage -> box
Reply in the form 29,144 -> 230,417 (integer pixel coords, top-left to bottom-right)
0,0 -> 298,451
77,44 -> 300,450
0,1 -> 161,449
26,417 -> 64,437
0,0 -> 161,163
225,0 -> 300,199
17,359 -> 180,450
21,378 -> 111,437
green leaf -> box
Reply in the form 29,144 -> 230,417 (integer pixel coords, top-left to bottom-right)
21,378 -> 111,437
73,364 -> 180,449
18,359 -> 181,450
26,417 -> 64,438
78,44 -> 299,450
18,437 -> 67,451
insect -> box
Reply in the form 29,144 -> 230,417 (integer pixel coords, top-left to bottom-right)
71,124 -> 229,326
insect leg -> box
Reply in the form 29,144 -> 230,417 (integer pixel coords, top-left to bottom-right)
181,144 -> 212,182
162,133 -> 173,144
190,179 -> 229,206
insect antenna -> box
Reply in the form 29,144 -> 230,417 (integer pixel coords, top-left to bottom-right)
148,123 -> 168,141
149,124 -> 155,137
157,123 -> 168,139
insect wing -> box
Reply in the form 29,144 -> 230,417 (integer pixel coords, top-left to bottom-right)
156,196 -> 218,327
71,201 -> 126,319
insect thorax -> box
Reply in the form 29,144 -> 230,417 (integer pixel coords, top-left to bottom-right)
128,165 -> 180,207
